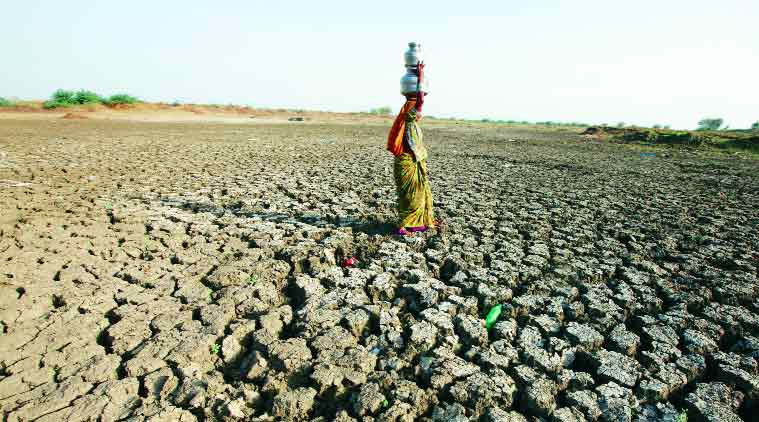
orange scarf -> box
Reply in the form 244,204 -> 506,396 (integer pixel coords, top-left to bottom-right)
386,99 -> 417,156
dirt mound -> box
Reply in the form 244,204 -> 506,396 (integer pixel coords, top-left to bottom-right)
182,105 -> 206,115
61,112 -> 88,119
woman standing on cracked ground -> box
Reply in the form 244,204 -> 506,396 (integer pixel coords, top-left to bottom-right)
387,61 -> 438,236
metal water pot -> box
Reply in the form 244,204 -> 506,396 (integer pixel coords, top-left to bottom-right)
400,71 -> 429,95
404,42 -> 422,67
400,42 -> 429,95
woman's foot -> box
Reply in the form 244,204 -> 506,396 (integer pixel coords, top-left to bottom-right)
396,228 -> 411,236
408,226 -> 428,232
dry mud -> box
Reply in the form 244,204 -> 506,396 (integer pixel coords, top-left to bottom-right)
0,118 -> 758,422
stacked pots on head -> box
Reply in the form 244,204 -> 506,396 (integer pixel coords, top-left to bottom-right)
400,42 -> 429,96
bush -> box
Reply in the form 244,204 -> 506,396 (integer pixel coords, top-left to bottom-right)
104,94 -> 139,105
616,122 -> 625,128
751,122 -> 759,130
44,89 -> 79,109
0,97 -> 13,107
43,100 -> 71,109
369,106 -> 392,115
52,89 -> 76,104
697,117 -> 723,131
73,90 -> 103,104
41,89 -> 139,109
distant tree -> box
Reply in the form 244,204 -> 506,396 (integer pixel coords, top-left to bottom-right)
616,122 -> 625,128
697,118 -> 723,131
652,124 -> 662,129
663,125 -> 671,129
751,121 -> 759,130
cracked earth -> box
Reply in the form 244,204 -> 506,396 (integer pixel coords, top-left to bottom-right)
0,117 -> 758,421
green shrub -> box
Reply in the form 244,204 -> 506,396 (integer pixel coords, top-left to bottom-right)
0,97 -> 13,107
42,89 -> 81,109
104,94 -> 139,105
52,89 -> 76,104
751,122 -> 759,130
616,122 -> 626,128
73,90 -> 103,104
369,106 -> 392,115
697,117 -> 723,131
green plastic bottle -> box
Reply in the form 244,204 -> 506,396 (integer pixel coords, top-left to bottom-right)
485,304 -> 502,329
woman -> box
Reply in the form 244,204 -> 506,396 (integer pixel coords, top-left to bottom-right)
387,61 -> 436,236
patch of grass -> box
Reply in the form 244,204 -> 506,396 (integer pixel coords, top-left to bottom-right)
614,127 -> 710,146
210,343 -> 220,355
592,125 -> 759,156
247,274 -> 258,284
0,97 -> 13,107
677,410 -> 688,422
43,100 -> 72,109
104,94 -> 139,106
369,106 -> 392,115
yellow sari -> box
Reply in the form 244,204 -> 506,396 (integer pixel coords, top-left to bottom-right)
389,103 -> 435,230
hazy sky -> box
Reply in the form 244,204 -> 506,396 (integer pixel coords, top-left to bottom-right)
2,1 -> 757,129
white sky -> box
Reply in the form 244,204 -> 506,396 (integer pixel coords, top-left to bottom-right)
1,0 -> 757,129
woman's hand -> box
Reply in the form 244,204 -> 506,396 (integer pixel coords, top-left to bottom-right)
417,61 -> 425,84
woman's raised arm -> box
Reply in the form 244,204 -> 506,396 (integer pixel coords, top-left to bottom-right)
416,61 -> 425,116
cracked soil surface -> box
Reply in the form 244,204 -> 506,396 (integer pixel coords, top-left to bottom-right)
1,116 -> 758,421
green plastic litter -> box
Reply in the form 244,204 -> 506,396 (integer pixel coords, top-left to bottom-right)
485,304 -> 502,329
